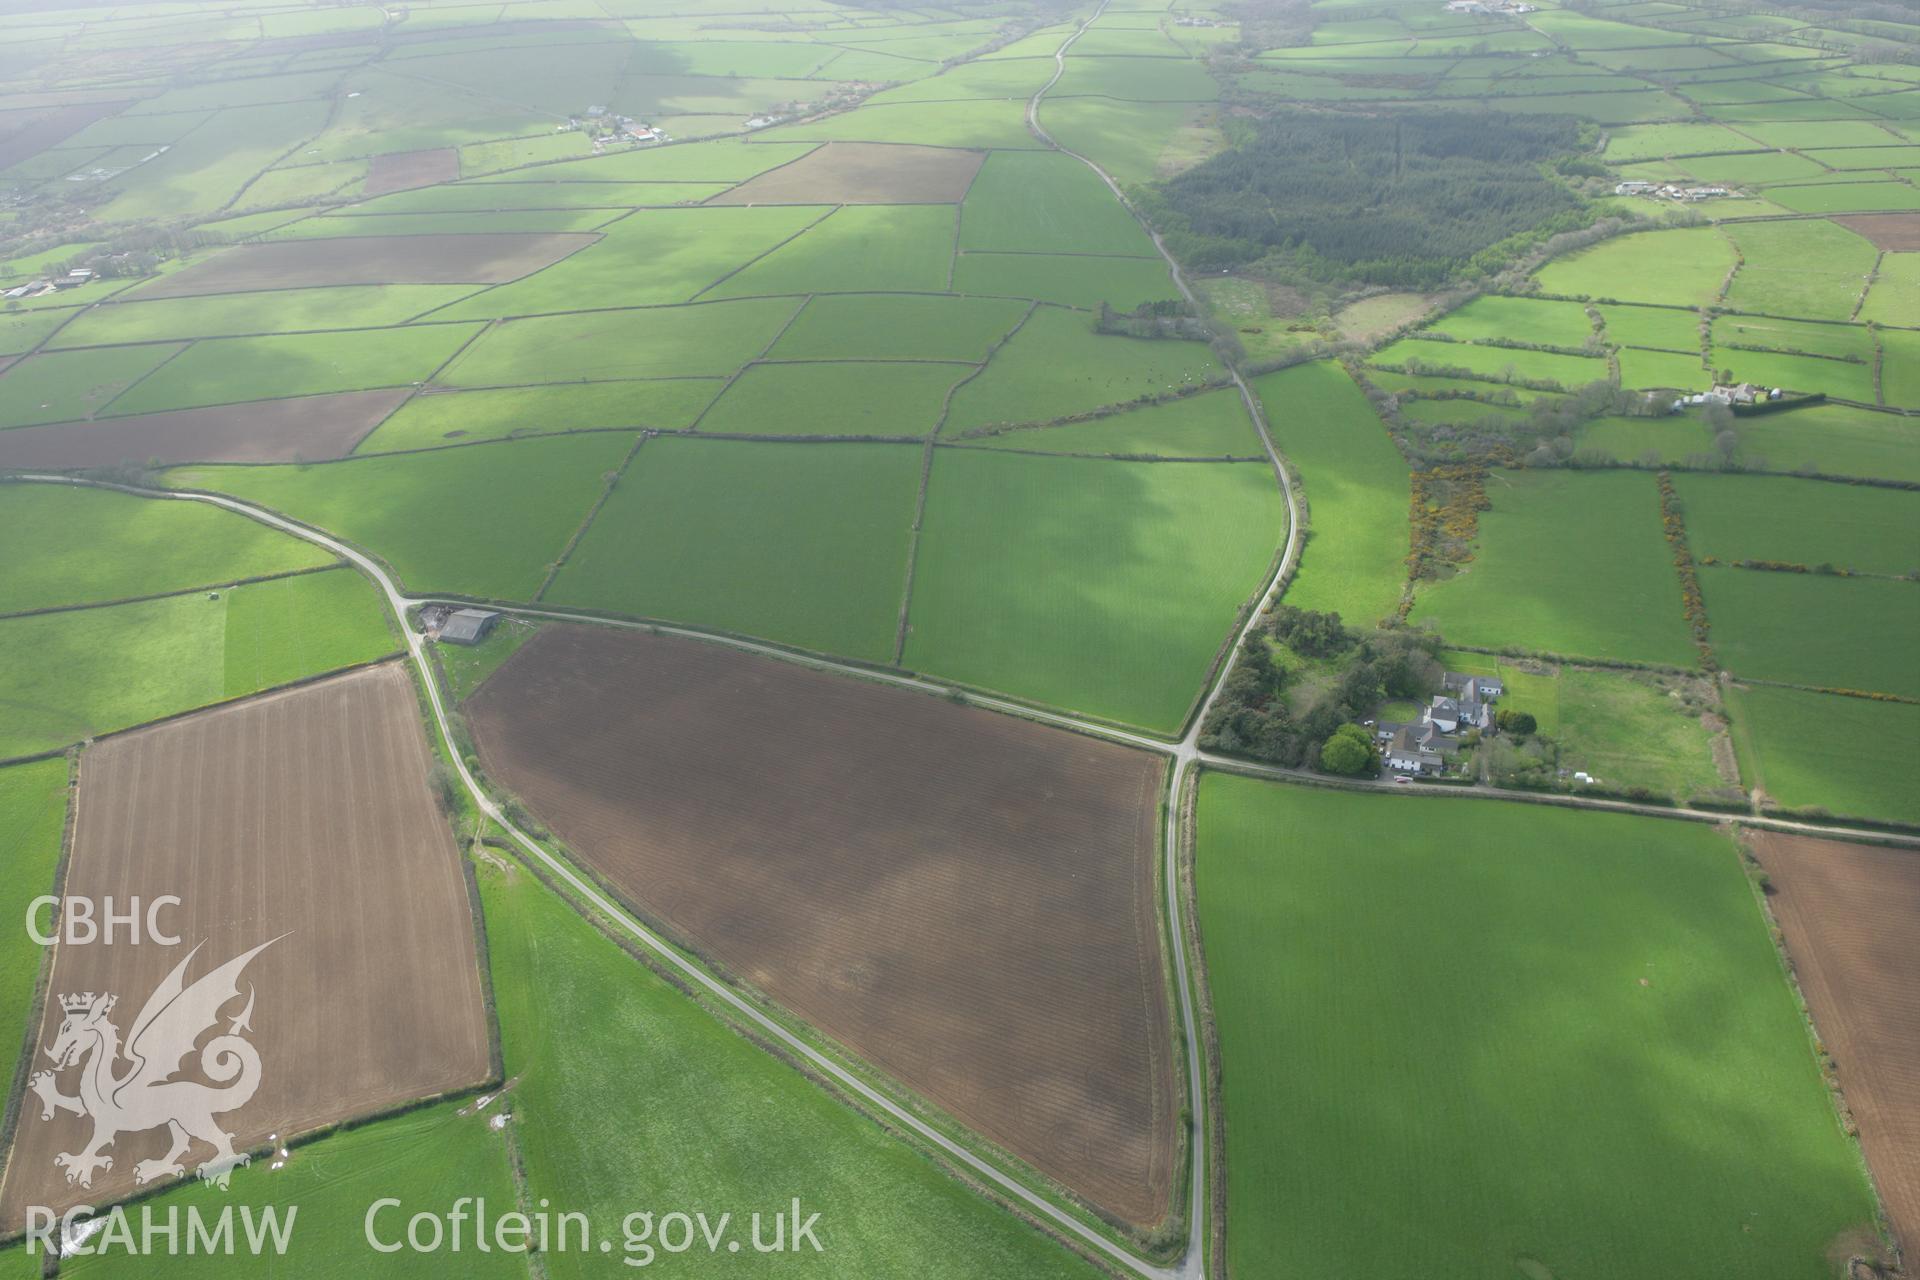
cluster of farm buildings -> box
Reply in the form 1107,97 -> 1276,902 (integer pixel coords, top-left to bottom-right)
3,267 -> 93,299
572,106 -> 667,150
1373,671 -> 1505,775
1676,381 -> 1788,410
1614,179 -> 1744,203
1444,0 -> 1537,14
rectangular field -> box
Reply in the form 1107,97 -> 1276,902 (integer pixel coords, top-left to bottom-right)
130,233 -> 598,297
904,451 -> 1285,732
1409,470 -> 1698,668
546,438 -> 921,662
1534,226 -> 1735,308
467,624 -> 1177,1228
0,390 -> 412,471
1748,832 -> 1920,1257
1255,362 -> 1408,626
1195,774 -> 1880,1279
1726,684 -> 1920,825
0,664 -> 491,1230
1672,474 -> 1919,575
0,567 -> 396,760
172,433 -> 635,601
1699,566 -> 1920,698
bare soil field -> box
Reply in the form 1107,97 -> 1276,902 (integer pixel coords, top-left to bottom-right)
134,232 -> 598,298
709,141 -> 985,205
1833,214 -> 1920,251
467,624 -> 1177,1226
0,663 -> 492,1230
0,388 -> 409,470
1748,832 -> 1920,1255
0,100 -> 127,170
364,147 -> 459,195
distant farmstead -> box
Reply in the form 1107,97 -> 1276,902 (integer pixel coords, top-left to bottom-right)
438,609 -> 499,646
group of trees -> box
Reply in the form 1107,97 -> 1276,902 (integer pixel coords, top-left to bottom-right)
1200,606 -> 1442,770
1141,110 -> 1596,290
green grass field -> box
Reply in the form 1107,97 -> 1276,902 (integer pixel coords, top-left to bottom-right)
1700,565 -> 1920,697
1196,774 -> 1880,1279
1726,683 -> 1920,824
477,857 -> 1104,1279
1618,346 -> 1710,391
1877,328 -> 1920,410
1426,295 -> 1595,350
1712,347 -> 1878,402
1255,362 -> 1409,627
439,299 -> 797,387
957,385 -> 1260,457
0,344 -> 187,428
904,451 -> 1284,732
220,568 -> 398,692
1859,252 -> 1920,326
48,286 -> 476,347
0,759 -> 66,1090
104,325 -> 482,416
1038,97 -> 1222,188
1534,226 -> 1735,308
1712,314 -> 1877,363
1673,474 -> 1919,575
439,207 -> 821,316
761,99 -> 1042,150
0,567 -> 393,759
958,150 -> 1157,258
0,483 -> 332,614
769,294 -> 1027,362
170,434 -> 635,600
944,306 -> 1221,431
1598,303 -> 1702,352
1411,470 -> 1697,667
1574,414 -> 1715,465
359,381 -> 720,452
950,251 -> 1181,310
1372,338 -> 1611,390
705,204 -> 958,298
1727,402 -> 1920,481
547,438 -> 921,662
57,1102 -> 525,1279
1554,667 -> 1725,798
1724,220 -> 1878,322
699,361 -> 967,437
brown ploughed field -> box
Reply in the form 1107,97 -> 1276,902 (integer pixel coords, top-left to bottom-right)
132,232 -> 598,298
0,100 -> 129,170
0,664 -> 492,1230
1833,213 -> 1920,251
709,141 -> 985,205
467,624 -> 1177,1227
1748,832 -> 1920,1254
0,388 -> 410,470
364,147 -> 460,195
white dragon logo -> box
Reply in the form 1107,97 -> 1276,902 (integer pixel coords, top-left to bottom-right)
28,939 -> 278,1192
